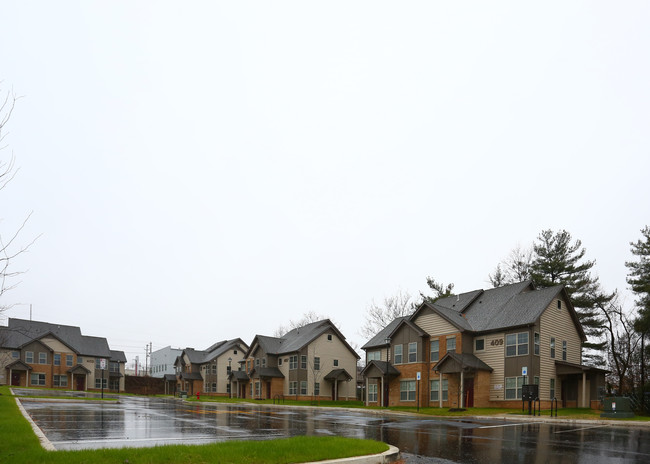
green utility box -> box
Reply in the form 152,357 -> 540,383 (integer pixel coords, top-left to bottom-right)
600,397 -> 635,418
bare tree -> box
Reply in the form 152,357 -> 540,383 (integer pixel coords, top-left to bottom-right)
1,87 -> 38,313
274,310 -> 330,337
360,289 -> 416,340
488,245 -> 533,287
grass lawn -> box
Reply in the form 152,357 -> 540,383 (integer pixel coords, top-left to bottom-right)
0,386 -> 388,464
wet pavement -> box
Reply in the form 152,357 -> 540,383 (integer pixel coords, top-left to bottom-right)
20,396 -> 650,463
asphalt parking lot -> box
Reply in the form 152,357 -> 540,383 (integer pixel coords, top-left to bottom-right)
19,396 -> 650,463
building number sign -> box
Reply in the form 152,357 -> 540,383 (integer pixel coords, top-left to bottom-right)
490,339 -> 504,346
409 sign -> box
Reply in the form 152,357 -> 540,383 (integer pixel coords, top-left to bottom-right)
490,339 -> 504,346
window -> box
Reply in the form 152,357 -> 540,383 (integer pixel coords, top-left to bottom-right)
300,381 -> 307,395
447,336 -> 456,353
289,355 -> 298,370
505,376 -> 525,399
475,339 -> 485,352
39,352 -> 47,364
255,358 -> 260,367
430,380 -> 440,402
333,359 -> 339,367
12,351 -> 19,359
54,354 -> 61,366
78,356 -> 83,364
289,381 -> 297,395
550,378 -> 556,399
314,357 -> 320,370
394,345 -> 403,364
400,380 -> 416,401
211,364 -> 217,374
506,332 -> 529,357
278,358 -> 283,366
95,358 -> 103,369
550,337 -> 556,358
327,334 -> 333,341
367,351 -> 381,362
234,350 -> 237,355
110,362 -> 119,373
408,342 -> 417,363
255,381 -> 260,397
300,355 -> 307,369
95,378 -> 108,389
534,376 -> 539,385
109,379 -> 120,391
226,383 -> 231,394
534,333 -> 540,356
430,379 -> 448,401
557,300 -> 562,309
212,383 -> 217,393
430,340 -> 439,362
368,383 -> 378,402
314,382 -> 320,396
31,373 -> 46,386
562,340 -> 567,361
262,358 -> 267,368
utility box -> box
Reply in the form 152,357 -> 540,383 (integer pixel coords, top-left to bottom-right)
522,384 -> 539,401
600,397 -> 635,418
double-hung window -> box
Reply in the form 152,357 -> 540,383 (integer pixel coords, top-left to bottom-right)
430,340 -> 439,362
408,342 -> 417,363
54,354 -> 61,366
562,341 -> 567,361
534,333 -> 540,355
394,345 -> 403,364
300,355 -> 307,369
505,376 -> 525,399
447,336 -> 456,353
430,379 -> 449,401
506,332 -> 529,356
550,337 -> 556,358
314,357 -> 320,370
368,383 -> 377,402
400,380 -> 416,401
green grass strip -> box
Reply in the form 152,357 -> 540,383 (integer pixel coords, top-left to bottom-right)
0,386 -> 388,464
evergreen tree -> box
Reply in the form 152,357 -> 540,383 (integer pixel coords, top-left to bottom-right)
530,229 -> 613,362
420,277 -> 454,304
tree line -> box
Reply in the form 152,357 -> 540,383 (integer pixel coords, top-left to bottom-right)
361,227 -> 650,397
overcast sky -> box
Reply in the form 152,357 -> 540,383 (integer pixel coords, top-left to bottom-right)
1,2 -> 649,368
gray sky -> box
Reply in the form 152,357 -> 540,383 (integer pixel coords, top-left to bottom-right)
1,2 -> 649,367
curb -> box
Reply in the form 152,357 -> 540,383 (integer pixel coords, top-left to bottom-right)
13,395 -> 56,451
303,445 -> 401,464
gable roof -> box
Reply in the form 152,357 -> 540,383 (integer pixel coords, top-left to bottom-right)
1,318 -> 112,358
408,281 -> 585,339
361,316 -> 409,350
110,350 -> 127,363
180,338 -> 249,366
246,319 -> 360,360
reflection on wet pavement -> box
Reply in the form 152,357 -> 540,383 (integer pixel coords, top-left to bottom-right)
20,396 -> 650,463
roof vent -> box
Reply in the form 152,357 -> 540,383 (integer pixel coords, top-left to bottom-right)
456,295 -> 460,302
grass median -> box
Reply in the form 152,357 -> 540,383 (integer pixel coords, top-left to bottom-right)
0,386 -> 388,464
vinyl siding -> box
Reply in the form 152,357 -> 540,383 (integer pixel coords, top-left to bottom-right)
308,333 -> 357,399
539,296 -> 583,400
413,310 -> 458,337
473,332 -> 506,401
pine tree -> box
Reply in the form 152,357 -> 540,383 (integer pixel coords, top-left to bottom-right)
530,229 -> 613,363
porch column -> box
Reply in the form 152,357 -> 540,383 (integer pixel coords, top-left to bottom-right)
439,372 -> 443,408
334,380 -> 338,401
365,377 -> 369,406
381,377 -> 384,407
582,371 -> 587,408
26,371 -> 29,387
460,370 -> 464,408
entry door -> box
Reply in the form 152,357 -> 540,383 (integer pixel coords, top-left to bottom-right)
383,382 -> 389,407
11,372 -> 21,386
266,382 -> 271,399
464,378 -> 474,407
75,375 -> 85,391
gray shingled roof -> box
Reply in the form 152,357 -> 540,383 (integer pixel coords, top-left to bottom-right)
248,319 -> 359,359
359,360 -> 401,377
110,350 -> 127,363
361,317 -> 409,350
434,352 -> 493,373
1,318 -> 112,358
466,285 -> 559,332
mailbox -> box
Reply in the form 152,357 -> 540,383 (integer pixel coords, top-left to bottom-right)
522,384 -> 538,401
